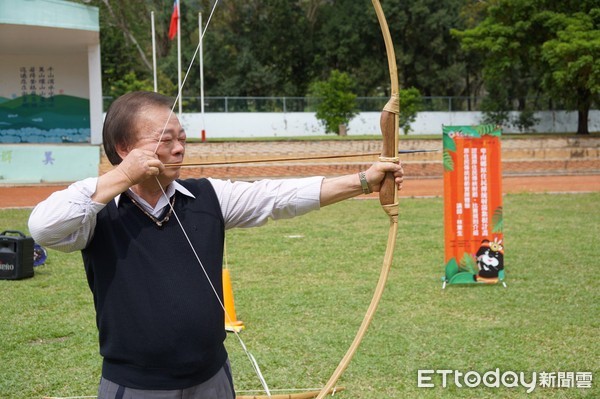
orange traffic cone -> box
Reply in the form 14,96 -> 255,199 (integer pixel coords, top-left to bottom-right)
223,268 -> 245,332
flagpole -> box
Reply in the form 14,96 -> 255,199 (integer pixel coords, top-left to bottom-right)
151,11 -> 157,92
199,12 -> 206,142
177,0 -> 182,117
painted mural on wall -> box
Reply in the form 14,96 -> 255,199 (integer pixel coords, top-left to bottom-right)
0,64 -> 90,143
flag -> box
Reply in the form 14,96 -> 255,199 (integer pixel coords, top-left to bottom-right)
168,0 -> 179,40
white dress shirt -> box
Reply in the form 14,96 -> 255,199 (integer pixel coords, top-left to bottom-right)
28,176 -> 324,252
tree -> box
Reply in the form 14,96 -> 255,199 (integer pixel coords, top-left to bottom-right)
454,0 -> 599,134
315,0 -> 473,99
80,0 -> 179,99
453,0 -> 548,129
308,70 -> 358,135
399,87 -> 422,135
314,0 -> 388,96
81,0 -> 480,104
394,0 -> 471,98
541,10 -> 600,134
200,0 -> 314,97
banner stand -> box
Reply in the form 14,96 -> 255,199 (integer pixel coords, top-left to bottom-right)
441,125 -> 507,289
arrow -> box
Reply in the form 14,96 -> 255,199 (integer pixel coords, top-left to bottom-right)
165,149 -> 439,168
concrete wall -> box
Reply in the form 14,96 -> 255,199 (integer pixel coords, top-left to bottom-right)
0,144 -> 98,184
179,110 -> 600,139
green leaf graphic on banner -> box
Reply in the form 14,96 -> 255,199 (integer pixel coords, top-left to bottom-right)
443,149 -> 454,171
445,258 -> 459,280
443,132 -> 457,151
459,253 -> 477,275
475,124 -> 500,137
492,206 -> 504,233
462,127 -> 482,138
450,272 -> 477,284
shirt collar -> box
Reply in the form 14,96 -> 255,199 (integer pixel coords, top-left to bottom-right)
115,180 -> 196,207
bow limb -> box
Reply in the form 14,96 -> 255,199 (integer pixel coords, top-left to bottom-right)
42,389 -> 346,399
237,394 -> 319,399
236,387 -> 344,399
315,1 -> 400,398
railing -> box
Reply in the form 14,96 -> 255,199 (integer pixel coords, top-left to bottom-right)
102,96 -> 576,113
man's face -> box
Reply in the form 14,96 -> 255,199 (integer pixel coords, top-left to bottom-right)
133,105 -> 186,181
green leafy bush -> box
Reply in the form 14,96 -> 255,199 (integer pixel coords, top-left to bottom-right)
308,70 -> 358,135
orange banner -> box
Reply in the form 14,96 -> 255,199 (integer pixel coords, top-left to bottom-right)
442,125 -> 505,286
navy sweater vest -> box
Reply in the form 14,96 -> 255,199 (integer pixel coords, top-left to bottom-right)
82,179 -> 227,389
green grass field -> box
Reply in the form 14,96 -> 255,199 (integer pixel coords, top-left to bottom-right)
1,193 -> 598,398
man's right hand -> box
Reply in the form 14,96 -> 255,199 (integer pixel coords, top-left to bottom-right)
115,148 -> 165,186
91,149 -> 164,204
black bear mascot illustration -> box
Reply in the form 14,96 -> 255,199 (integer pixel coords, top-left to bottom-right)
475,238 -> 504,280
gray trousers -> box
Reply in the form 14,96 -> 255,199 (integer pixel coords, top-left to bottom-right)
97,361 -> 235,399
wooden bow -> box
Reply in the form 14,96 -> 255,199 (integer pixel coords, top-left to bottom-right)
238,2 -> 400,398
237,387 -> 343,399
313,1 -> 400,398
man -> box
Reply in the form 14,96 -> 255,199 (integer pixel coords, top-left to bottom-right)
28,91 -> 404,399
